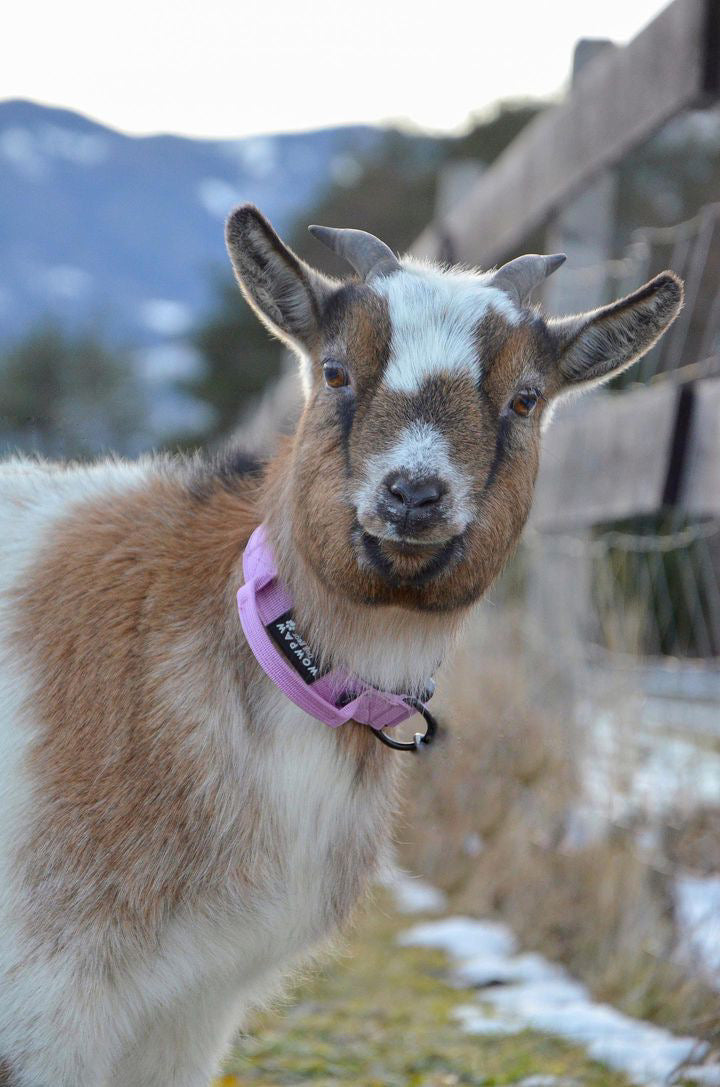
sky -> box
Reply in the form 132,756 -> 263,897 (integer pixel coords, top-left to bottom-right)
2,0 -> 669,139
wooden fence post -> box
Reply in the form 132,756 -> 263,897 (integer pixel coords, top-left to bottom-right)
543,41 -> 618,316
529,41 -> 618,665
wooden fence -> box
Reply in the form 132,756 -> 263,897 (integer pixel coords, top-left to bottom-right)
412,0 -> 720,589
413,0 -> 720,766
414,0 -> 720,268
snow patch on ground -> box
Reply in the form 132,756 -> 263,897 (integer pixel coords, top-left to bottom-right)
381,866 -> 448,915
455,949 -> 566,989
682,1066 -> 720,1087
452,1002 -> 522,1036
400,916 -> 710,1085
398,916 -> 513,958
581,708 -> 720,826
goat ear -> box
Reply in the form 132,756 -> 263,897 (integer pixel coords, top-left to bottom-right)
550,272 -> 683,391
225,205 -> 334,350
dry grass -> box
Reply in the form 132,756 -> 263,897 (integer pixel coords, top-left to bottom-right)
398,607 -> 720,1044
665,805 -> 720,874
220,894 -> 633,1087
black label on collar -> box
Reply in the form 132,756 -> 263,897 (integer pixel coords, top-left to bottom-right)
265,610 -> 328,685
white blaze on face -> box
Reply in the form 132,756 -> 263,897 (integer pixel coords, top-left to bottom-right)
354,420 -> 473,538
373,260 -> 520,393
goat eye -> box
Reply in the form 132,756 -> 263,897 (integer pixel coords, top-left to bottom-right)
323,361 -> 349,389
510,390 -> 538,417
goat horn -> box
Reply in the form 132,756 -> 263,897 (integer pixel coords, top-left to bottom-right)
490,253 -> 567,306
308,225 -> 401,281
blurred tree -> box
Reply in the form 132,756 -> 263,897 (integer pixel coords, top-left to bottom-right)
0,323 -> 146,459
453,102 -> 543,165
187,102 -> 545,446
180,273 -> 285,444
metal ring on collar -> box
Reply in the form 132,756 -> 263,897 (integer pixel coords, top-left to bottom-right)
372,697 -> 439,752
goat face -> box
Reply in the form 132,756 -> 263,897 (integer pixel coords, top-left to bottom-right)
226,206 -> 683,613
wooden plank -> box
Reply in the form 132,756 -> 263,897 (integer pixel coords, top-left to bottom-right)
681,376 -> 720,515
413,0 -> 717,266
659,353 -> 720,384
543,42 -> 618,316
530,384 -> 679,531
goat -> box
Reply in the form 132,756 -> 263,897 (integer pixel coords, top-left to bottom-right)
0,205 -> 683,1086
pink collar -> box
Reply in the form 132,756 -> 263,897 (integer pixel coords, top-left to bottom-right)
237,525 -> 436,736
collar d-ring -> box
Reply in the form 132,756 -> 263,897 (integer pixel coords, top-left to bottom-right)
372,697 -> 439,752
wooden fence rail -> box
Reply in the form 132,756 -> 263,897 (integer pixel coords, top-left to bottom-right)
531,373 -> 720,532
413,0 -> 720,267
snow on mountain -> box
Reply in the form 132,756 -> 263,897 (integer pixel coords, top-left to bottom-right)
0,99 -> 382,350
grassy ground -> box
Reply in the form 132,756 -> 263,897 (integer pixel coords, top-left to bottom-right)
214,896 -> 632,1087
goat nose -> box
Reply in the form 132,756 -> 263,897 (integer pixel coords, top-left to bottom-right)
386,474 -> 444,509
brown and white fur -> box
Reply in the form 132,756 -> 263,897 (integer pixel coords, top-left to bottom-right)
0,205 -> 683,1086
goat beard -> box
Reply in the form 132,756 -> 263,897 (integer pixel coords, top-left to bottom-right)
355,526 -> 464,589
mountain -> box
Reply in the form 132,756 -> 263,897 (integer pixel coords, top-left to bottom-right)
0,99 -> 384,351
